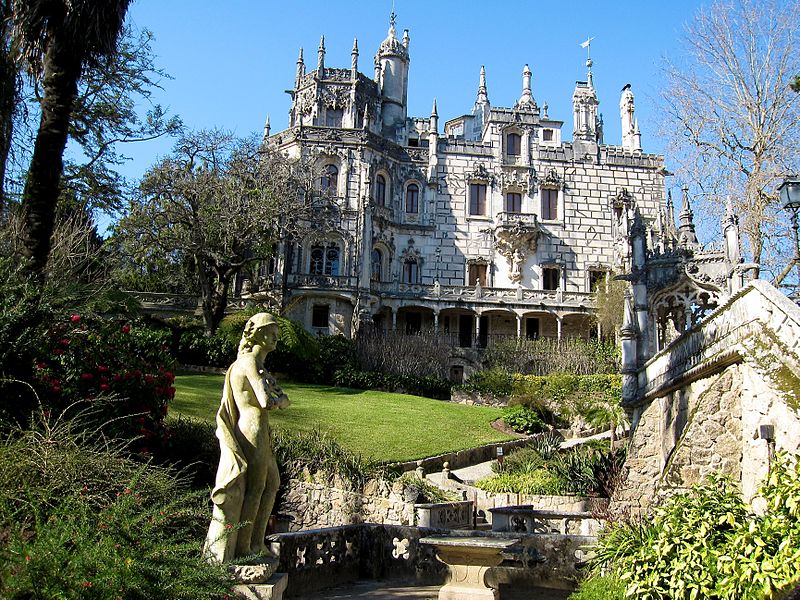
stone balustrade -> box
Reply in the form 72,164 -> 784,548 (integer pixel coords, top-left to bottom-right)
490,506 -> 601,537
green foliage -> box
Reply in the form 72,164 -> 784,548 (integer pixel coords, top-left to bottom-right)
502,405 -> 547,435
476,467 -> 563,495
493,446 -> 545,474
332,366 -> 452,400
482,336 -> 620,376
594,277 -> 627,338
177,328 -> 237,367
272,427 -> 383,491
460,367 -> 515,396
314,334 -> 357,383
568,574 -> 626,600
0,418 -> 234,598
591,456 -> 800,599
31,314 -> 176,448
511,373 -> 622,424
528,430 -> 564,460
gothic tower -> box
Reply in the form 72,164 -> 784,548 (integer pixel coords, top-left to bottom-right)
376,12 -> 410,142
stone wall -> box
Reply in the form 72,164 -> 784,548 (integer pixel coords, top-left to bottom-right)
615,281 -> 800,513
278,479 -> 416,531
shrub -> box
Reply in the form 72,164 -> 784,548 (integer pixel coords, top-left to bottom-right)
354,330 -> 451,379
332,367 -> 452,400
493,447 -> 545,474
177,328 -> 237,367
476,468 -> 563,495
590,455 -> 800,599
0,418 -> 234,598
156,416 -> 219,490
30,315 -> 176,449
483,337 -> 620,376
502,405 -> 547,435
395,473 -> 459,504
528,430 -> 564,460
459,367 -> 515,396
314,335 -> 358,384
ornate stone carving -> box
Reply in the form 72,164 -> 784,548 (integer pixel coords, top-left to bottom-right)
465,163 -> 494,185
494,217 -> 540,283
541,168 -> 563,189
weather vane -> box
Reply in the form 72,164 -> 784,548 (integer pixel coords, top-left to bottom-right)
580,36 -> 594,60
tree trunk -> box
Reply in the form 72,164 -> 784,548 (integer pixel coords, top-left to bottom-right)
21,37 -> 82,275
198,263 -> 232,336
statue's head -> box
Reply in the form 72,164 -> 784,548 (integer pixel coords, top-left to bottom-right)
239,313 -> 280,354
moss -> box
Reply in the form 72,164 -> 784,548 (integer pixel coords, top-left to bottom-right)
748,331 -> 800,413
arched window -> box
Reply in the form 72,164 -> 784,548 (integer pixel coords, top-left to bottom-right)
371,248 -> 383,281
309,242 -> 341,276
321,164 -> 338,194
375,174 -> 387,206
405,184 -> 419,213
506,132 -> 521,156
402,260 -> 419,284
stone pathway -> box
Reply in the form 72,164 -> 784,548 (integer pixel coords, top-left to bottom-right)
310,579 -> 572,599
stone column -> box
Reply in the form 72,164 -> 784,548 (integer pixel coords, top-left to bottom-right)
556,316 -> 562,343
391,308 -> 398,332
434,310 -> 440,333
516,314 -> 522,338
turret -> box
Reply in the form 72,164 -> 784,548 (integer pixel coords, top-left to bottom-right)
620,84 -> 641,152
375,12 -> 410,141
572,54 -> 599,155
428,99 -> 439,179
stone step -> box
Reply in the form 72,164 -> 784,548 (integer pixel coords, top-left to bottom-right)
234,573 -> 288,600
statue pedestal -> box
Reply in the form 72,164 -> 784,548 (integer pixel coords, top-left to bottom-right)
233,572 -> 288,600
419,536 -> 519,600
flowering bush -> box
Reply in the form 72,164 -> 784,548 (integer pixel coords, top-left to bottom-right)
31,314 -> 176,449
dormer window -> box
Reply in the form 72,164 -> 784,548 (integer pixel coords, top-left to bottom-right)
542,128 -> 554,142
506,132 -> 521,156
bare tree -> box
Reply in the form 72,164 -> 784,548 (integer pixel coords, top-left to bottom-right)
116,130 -> 313,335
660,0 -> 800,279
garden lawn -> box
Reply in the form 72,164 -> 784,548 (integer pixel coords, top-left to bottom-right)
173,374 -> 513,463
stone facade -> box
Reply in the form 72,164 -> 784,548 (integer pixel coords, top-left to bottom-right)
614,281 -> 800,513
257,14 -> 668,349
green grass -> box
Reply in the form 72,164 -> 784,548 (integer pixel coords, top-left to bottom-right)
173,374 -> 513,463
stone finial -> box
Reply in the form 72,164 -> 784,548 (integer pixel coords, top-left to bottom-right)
317,36 -> 326,79
620,84 -> 638,151
430,98 -> 439,133
476,65 -> 489,105
351,37 -> 359,72
678,185 -> 700,249
518,64 -> 536,108
262,115 -> 270,141
295,48 -> 305,89
542,101 -> 549,119
402,29 -> 410,49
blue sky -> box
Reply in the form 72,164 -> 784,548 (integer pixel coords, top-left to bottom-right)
120,0 -> 708,186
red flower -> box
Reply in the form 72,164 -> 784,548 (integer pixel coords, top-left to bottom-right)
59,338 -> 70,346
70,314 -> 81,323
25,555 -> 31,562
100,375 -> 109,383
167,386 -> 176,399
83,581 -> 93,588
163,371 -> 175,383
51,385 -> 61,393
52,348 -> 64,355
97,364 -> 109,372
144,374 -> 155,384
81,373 -> 94,381
35,362 -> 47,369
121,324 -> 130,334
99,384 -> 111,392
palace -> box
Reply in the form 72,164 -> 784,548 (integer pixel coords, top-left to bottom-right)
260,14 -> 669,350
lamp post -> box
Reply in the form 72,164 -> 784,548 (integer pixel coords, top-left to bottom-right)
778,176 -> 800,291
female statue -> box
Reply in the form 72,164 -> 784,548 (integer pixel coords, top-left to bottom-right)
204,313 -> 290,563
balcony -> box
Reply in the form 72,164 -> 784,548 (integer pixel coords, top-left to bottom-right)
286,274 -> 359,290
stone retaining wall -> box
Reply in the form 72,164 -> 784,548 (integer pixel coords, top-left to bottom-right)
279,479 -> 416,531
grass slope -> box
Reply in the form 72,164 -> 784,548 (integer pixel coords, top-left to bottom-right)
173,374 -> 513,463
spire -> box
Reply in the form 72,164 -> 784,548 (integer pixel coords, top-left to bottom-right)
317,36 -> 325,79
263,114 -> 271,141
351,37 -> 359,72
519,64 -> 534,107
475,65 -> 489,105
295,48 -> 305,89
430,98 -> 439,133
678,185 -> 700,249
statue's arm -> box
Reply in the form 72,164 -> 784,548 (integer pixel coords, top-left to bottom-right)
241,358 -> 271,410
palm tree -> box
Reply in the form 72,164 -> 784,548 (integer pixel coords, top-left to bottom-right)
585,400 -> 629,451
10,0 -> 131,275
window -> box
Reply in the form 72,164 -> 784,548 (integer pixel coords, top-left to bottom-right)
321,164 -> 338,194
402,260 -> 419,284
371,249 -> 383,281
506,132 -> 521,156
405,312 -> 422,334
542,128 -> 554,142
325,109 -> 343,127
405,184 -> 419,213
469,183 -> 487,216
589,270 -> 607,292
542,267 -> 560,291
312,305 -> 329,329
309,242 -> 340,276
375,174 -> 387,206
541,188 -> 558,220
505,192 -> 522,213
468,263 -> 487,287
